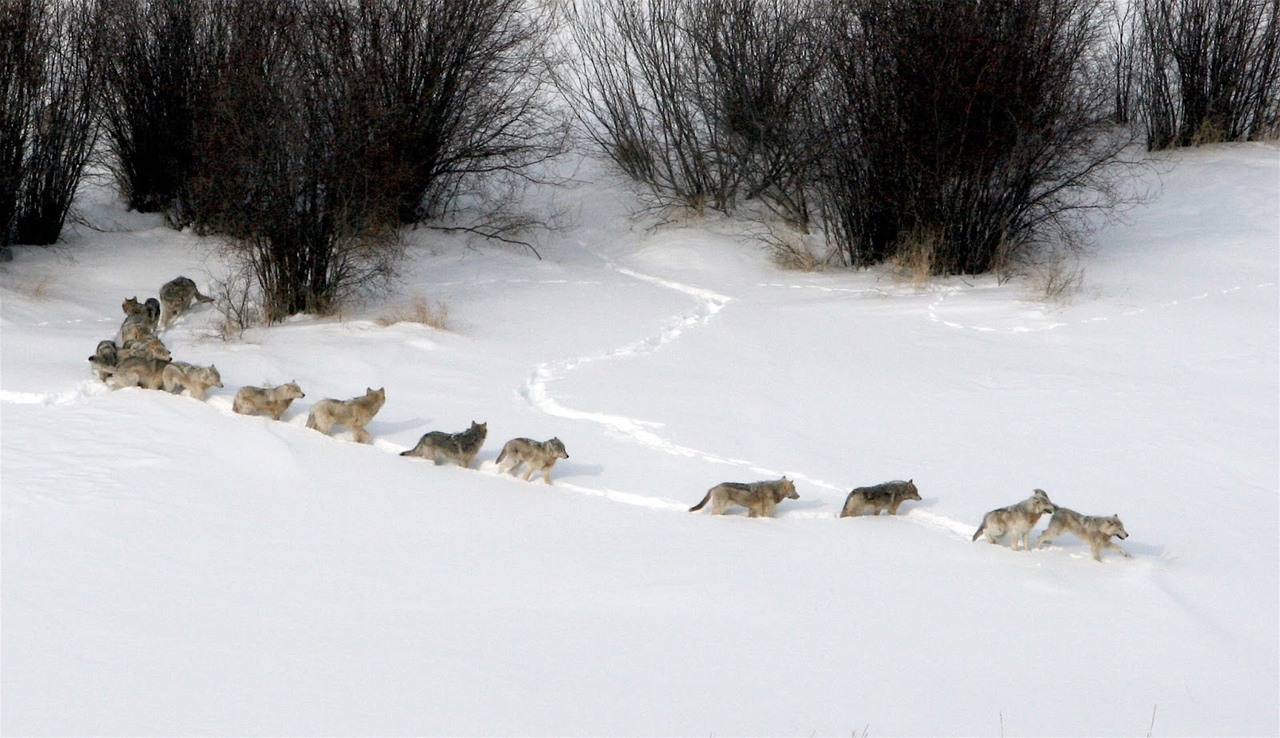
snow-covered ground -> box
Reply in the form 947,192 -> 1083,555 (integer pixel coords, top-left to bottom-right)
2,144 -> 1276,736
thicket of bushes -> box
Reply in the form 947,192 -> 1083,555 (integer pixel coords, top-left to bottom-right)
1,0 -> 1276,307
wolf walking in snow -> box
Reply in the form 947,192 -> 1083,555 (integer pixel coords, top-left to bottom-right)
495,436 -> 569,484
401,421 -> 488,468
159,276 -> 214,329
689,477 -> 799,518
840,479 -> 921,517
306,387 -> 386,443
233,382 -> 306,420
162,361 -> 224,400
972,488 -> 1056,550
104,356 -> 170,390
1035,507 -> 1132,562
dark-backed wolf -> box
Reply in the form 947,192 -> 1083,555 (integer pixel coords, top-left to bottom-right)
972,488 -> 1056,550
233,382 -> 305,420
1035,507 -> 1131,562
159,276 -> 214,328
689,477 -> 798,518
401,421 -> 488,468
840,479 -> 920,517
495,436 -> 569,484
88,339 -> 118,381
306,387 -> 386,443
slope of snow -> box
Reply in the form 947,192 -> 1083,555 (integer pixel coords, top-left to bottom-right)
2,144 -> 1277,736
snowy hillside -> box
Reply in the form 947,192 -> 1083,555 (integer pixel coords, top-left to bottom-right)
2,144 -> 1277,736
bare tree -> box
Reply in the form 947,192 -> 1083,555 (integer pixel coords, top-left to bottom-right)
189,0 -> 560,323
1137,0 -> 1280,149
95,0 -> 221,217
0,0 -> 42,248
1,0 -> 100,247
562,0 -> 823,222
189,0 -> 401,322
815,0 -> 1139,275
352,0 -> 567,227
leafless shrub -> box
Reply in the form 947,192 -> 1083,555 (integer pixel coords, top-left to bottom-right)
1034,254 -> 1086,303
94,0 -> 222,217
561,0 -> 823,223
1136,0 -> 1280,150
186,0 -> 559,323
2,0 -> 100,247
814,0 -> 1141,275
210,261 -> 262,340
188,0 -> 404,323
352,0 -> 568,227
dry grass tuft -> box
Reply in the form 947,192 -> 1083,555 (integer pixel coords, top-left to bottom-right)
889,229 -> 941,288
377,294 -> 450,330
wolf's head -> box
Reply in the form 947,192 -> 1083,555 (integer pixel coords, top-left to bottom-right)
1028,488 -> 1056,514
1102,515 -> 1129,539
778,477 -> 799,500
547,437 -> 569,459
902,479 -> 921,501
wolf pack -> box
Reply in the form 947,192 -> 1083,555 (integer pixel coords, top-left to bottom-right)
88,276 -> 1134,563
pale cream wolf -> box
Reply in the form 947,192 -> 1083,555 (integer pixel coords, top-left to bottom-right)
88,339 -> 119,381
495,436 -> 569,483
159,276 -> 214,328
162,361 -> 224,400
306,387 -> 386,443
840,479 -> 921,517
972,488 -> 1056,550
401,421 -> 488,468
1035,507 -> 1131,562
104,356 -> 170,390
689,477 -> 799,518
233,382 -> 305,420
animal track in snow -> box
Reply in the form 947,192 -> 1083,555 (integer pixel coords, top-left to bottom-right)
926,281 -> 1275,334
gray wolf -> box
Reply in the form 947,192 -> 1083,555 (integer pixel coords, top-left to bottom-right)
689,477 -> 798,518
122,296 -> 161,332
159,276 -> 214,328
162,361 -> 224,400
119,334 -> 171,362
233,382 -> 305,420
401,421 -> 488,468
306,387 -> 386,443
495,436 -> 569,483
1035,507 -> 1131,562
840,479 -> 921,517
972,488 -> 1056,550
119,319 -> 157,346
104,356 -> 170,390
88,339 -> 118,381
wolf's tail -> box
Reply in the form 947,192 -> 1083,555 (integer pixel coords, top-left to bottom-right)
689,490 -> 712,512
971,522 -> 986,541
495,446 -> 508,464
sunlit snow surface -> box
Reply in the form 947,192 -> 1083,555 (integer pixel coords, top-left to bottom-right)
2,145 -> 1276,735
